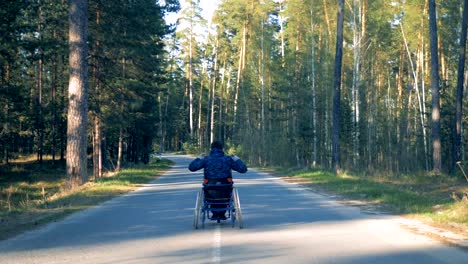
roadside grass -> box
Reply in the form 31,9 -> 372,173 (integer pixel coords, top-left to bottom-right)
276,168 -> 468,233
0,157 -> 173,241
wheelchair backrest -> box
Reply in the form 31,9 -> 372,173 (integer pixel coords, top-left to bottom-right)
203,183 -> 233,200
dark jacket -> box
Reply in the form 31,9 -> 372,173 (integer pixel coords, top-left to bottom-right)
188,148 -> 247,179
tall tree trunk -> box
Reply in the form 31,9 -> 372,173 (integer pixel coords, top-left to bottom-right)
3,63 -> 11,164
360,0 -> 368,169
164,91 -> 170,151
37,0 -> 44,166
37,56 -> 44,165
428,0 -> 441,172
453,0 -> 468,170
67,0 -> 89,188
116,56 -> 127,171
92,7 -> 102,179
421,0 -> 429,171
321,30 -> 331,168
158,92 -> 163,153
366,61 -> 375,169
197,64 -> 205,147
310,10 -> 317,167
260,19 -> 265,149
234,21 -> 247,130
293,29 -> 301,167
218,60 -> 227,142
401,23 -> 429,170
351,0 -> 362,167
188,3 -> 194,139
2,105 -> 8,164
116,127 -> 123,172
60,54 -> 66,161
332,0 -> 345,173
201,36 -> 215,147
52,52 -> 58,163
278,0 -> 286,67
210,38 -> 219,144
93,116 -> 102,178
397,44 -> 407,172
386,74 -> 393,170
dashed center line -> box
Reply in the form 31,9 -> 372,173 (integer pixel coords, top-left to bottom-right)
211,225 -> 221,264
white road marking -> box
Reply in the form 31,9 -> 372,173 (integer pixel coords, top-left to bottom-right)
211,225 -> 221,264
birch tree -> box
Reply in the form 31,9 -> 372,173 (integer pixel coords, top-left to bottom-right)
177,0 -> 205,140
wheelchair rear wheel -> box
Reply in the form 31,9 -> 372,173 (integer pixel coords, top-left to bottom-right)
232,188 -> 243,229
193,190 -> 204,229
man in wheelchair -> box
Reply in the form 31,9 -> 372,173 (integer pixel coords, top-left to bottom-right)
189,141 -> 247,219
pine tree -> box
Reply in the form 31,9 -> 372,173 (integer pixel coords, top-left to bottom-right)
66,0 -> 89,187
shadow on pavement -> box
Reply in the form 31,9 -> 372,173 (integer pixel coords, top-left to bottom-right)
0,155 -> 466,264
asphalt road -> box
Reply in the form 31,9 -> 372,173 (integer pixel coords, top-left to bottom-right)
0,154 -> 467,264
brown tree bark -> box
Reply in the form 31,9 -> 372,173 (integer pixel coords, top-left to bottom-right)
332,0 -> 345,173
51,50 -> 58,163
66,0 -> 89,188
453,0 -> 468,170
93,116 -> 102,179
428,0 -> 441,172
37,1 -> 44,166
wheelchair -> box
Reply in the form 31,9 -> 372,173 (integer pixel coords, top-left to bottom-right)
193,181 -> 243,229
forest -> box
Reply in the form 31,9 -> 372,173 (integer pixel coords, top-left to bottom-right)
1,0 -> 467,186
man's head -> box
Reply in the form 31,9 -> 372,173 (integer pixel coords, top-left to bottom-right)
211,141 -> 223,150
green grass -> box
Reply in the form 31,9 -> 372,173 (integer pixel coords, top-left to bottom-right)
279,168 -> 468,228
0,158 -> 173,240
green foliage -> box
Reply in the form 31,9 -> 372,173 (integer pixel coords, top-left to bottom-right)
182,141 -> 201,154
225,142 -> 243,156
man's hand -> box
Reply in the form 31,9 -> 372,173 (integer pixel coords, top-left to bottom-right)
231,155 -> 240,161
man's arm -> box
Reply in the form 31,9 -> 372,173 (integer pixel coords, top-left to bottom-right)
188,155 -> 206,171
230,155 -> 247,173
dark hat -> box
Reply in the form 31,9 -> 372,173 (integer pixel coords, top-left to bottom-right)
210,141 -> 223,150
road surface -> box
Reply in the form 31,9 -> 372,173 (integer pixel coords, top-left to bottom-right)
0,154 -> 466,263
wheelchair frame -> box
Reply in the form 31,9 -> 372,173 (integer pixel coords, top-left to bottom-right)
193,183 -> 243,229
